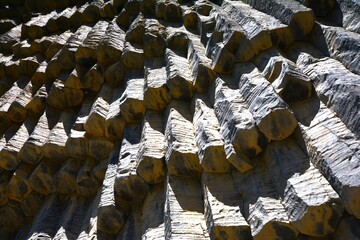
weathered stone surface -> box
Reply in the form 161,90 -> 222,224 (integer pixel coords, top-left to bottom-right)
97,21 -> 125,68
114,125 -> 149,202
18,107 -> 59,165
233,165 -> 299,240
260,54 -> 313,103
237,63 -> 298,141
137,110 -> 166,184
118,72 -> 146,123
298,102 -> 360,219
193,94 -> 231,173
165,100 -> 202,177
241,0 -> 315,37
105,86 -> 125,140
76,20 -> 108,66
56,25 -> 92,71
0,0 -> 359,237
265,139 -> 344,236
202,172 -> 251,239
165,175 -> 209,239
21,12 -> 57,40
97,142 -> 126,235
310,22 -> 360,75
0,117 -> 37,170
334,0 -> 360,34
165,48 -> 194,100
188,34 -> 216,93
42,110 -> 76,162
83,84 -> 112,137
141,184 -> 165,240
143,58 -> 171,111
214,77 -> 265,165
289,43 -> 360,140
143,19 -> 166,58
121,41 -> 144,70
0,76 -> 30,124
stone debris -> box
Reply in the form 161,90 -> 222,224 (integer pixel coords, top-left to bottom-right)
0,0 -> 359,239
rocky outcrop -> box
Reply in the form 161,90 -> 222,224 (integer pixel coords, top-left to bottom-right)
0,0 -> 359,239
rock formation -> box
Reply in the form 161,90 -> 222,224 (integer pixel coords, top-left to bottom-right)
0,0 -> 359,239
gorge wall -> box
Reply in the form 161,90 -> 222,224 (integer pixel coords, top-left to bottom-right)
0,0 -> 359,239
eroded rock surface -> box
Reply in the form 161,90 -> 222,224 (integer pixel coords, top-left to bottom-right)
0,0 -> 359,239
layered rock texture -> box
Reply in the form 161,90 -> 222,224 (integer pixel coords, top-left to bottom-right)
0,0 -> 359,239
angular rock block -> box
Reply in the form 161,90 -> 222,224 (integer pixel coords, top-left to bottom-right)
291,43 -> 360,140
44,7 -> 74,33
310,22 -> 360,75
221,1 -> 273,54
31,62 -> 48,86
0,117 -> 37,170
300,103 -> 360,219
143,58 -> 171,111
8,83 -> 47,123
83,84 -> 112,137
56,25 -> 93,71
260,54 -> 313,103
42,110 -> 76,163
265,139 -> 344,236
97,142 -> 126,235
165,100 -> 202,177
114,125 -> 149,202
121,42 -> 144,70
165,175 -> 209,239
188,34 -> 216,93
97,21 -> 125,68
55,158 -> 83,195
211,9 -> 256,63
192,94 -> 231,173
238,63 -> 298,141
165,48 -> 194,100
118,73 -> 146,123
45,31 -> 72,60
224,1 -> 294,49
202,172 -> 251,239
75,20 -> 108,66
18,107 -> 59,165
105,87 -> 125,140
137,110 -> 166,184
125,13 -> 145,45
143,19 -> 166,58
241,0 -> 315,37
81,64 -> 104,92
21,12 -> 56,40
233,166 -> 299,240
214,77 -> 265,160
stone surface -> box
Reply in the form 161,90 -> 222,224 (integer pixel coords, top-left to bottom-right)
0,0 -> 359,239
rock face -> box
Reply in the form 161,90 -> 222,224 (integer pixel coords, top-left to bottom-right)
0,0 -> 359,239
